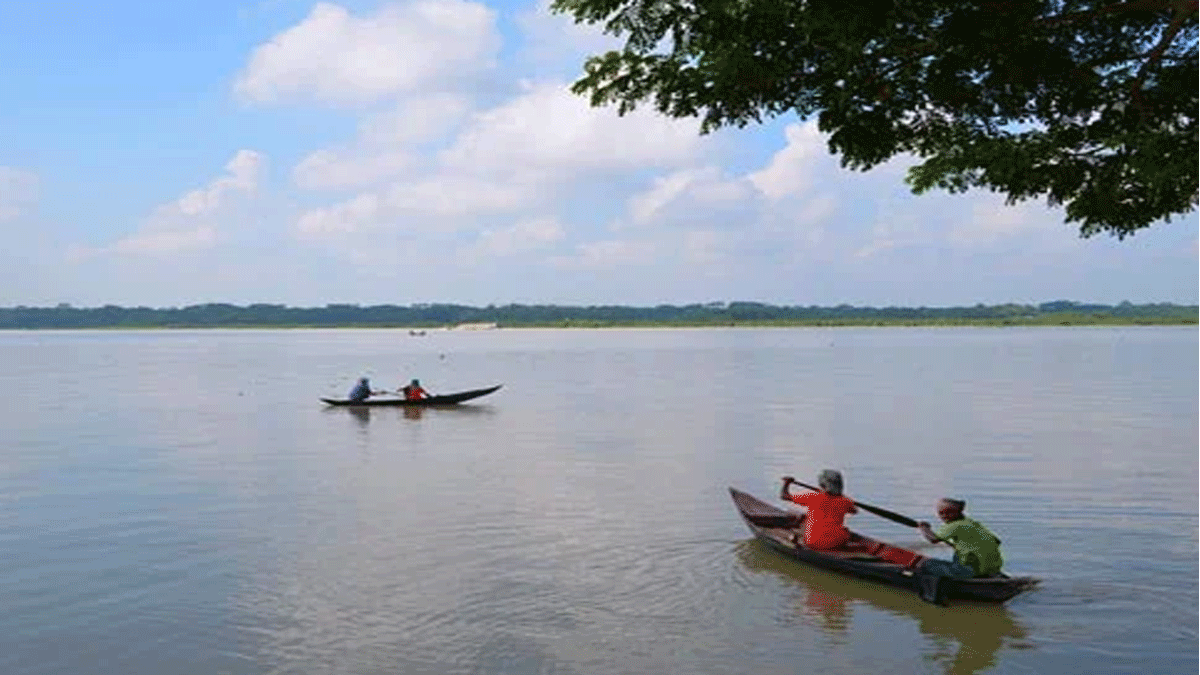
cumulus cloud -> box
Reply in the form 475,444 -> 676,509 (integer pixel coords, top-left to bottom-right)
70,150 -> 264,259
293,148 -> 412,190
295,174 -> 535,240
291,95 -> 473,191
296,192 -> 382,237
951,199 -> 1049,245
214,2 -> 1194,305
464,216 -> 565,260
163,150 -> 263,219
234,0 -> 500,106
103,227 -> 219,256
0,166 -> 39,221
291,80 -> 705,247
625,166 -> 759,229
551,239 -> 658,269
441,81 -> 703,178
748,122 -> 827,199
628,169 -> 709,226
357,93 -> 472,146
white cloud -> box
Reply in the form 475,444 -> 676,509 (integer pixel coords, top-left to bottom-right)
288,80 -> 708,240
552,239 -> 657,269
748,122 -> 827,199
0,166 -> 39,221
357,93 -> 472,145
106,226 -> 219,256
291,94 -> 473,191
289,78 -> 702,246
514,0 -> 623,75
794,195 -> 837,226
385,175 -> 533,217
295,175 -> 532,239
441,81 -> 703,178
951,199 -> 1048,245
296,192 -> 382,237
71,150 -> 264,259
625,166 -> 759,229
679,229 -> 730,267
471,216 -> 565,257
293,147 -> 411,190
628,169 -> 708,226
234,0 -> 500,106
214,5 -> 1194,306
165,150 -> 263,218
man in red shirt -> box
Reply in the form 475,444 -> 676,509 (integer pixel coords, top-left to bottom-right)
401,378 -> 430,401
780,470 -> 858,550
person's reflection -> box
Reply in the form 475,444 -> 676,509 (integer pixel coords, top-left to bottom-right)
402,406 -> 423,420
801,584 -> 851,635
348,406 -> 370,425
736,540 -> 1028,675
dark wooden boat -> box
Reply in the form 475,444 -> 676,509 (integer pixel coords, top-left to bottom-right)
729,487 -> 1039,604
321,384 -> 502,407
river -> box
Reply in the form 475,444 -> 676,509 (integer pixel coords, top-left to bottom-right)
0,326 -> 1194,674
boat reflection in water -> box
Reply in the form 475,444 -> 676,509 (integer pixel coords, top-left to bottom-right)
735,540 -> 1031,675
322,402 -> 498,425
347,406 -> 371,425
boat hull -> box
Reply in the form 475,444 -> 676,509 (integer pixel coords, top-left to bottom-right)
321,384 -> 502,407
729,487 -> 1038,604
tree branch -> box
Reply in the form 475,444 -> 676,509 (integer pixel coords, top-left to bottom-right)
1036,0 -> 1186,26
1131,1 -> 1198,114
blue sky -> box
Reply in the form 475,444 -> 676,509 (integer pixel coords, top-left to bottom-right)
0,0 -> 1195,308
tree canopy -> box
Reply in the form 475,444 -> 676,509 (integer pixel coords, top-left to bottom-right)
0,301 -> 1194,328
550,0 -> 1198,238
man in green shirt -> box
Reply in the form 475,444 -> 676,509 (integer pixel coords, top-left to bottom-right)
917,498 -> 1005,578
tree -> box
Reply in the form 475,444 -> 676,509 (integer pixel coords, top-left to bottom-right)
551,0 -> 1198,238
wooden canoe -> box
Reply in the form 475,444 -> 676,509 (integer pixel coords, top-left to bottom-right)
729,487 -> 1039,604
321,384 -> 502,407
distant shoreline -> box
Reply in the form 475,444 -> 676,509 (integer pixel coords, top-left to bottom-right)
0,319 -> 1194,329
0,301 -> 1193,330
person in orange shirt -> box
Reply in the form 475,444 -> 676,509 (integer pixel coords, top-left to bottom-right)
780,470 -> 858,550
401,378 -> 430,401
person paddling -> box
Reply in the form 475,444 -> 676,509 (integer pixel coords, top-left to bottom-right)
917,498 -> 1005,578
347,377 -> 380,403
780,470 -> 858,550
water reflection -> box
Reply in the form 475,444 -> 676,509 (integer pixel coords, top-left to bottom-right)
319,404 -> 498,424
348,406 -> 371,425
735,540 -> 1030,675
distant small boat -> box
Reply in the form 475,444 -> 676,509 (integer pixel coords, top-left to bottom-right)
321,384 -> 502,407
729,487 -> 1039,604
409,330 -> 427,336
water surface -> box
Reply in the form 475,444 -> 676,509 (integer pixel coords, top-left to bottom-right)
0,327 -> 1195,674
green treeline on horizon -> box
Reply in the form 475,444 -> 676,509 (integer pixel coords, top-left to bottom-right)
0,301 -> 1194,329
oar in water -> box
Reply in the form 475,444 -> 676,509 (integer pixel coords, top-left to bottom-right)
791,480 -> 920,528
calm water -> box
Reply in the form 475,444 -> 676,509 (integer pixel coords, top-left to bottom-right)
0,327 -> 1195,675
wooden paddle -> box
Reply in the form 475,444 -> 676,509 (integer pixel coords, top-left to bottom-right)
790,480 -> 920,528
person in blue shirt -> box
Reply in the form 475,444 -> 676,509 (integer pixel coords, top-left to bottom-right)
347,377 -> 379,402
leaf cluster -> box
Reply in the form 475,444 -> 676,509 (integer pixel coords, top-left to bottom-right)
552,0 -> 1199,236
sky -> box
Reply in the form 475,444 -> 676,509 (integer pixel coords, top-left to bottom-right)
0,0 -> 1195,308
